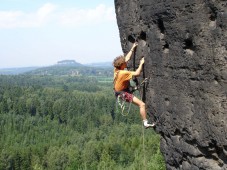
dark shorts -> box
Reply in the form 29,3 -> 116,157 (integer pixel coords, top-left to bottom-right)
117,91 -> 134,103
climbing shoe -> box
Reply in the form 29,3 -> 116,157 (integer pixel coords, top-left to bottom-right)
143,119 -> 156,129
144,122 -> 156,129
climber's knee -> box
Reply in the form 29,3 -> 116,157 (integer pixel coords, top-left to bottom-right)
132,96 -> 145,108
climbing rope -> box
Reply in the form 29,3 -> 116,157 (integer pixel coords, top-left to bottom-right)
115,95 -> 132,116
131,76 -> 148,170
115,78 -> 148,169
142,121 -> 146,170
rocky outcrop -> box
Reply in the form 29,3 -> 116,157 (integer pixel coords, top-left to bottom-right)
114,0 -> 227,169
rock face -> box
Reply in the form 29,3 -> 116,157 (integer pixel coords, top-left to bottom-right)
114,0 -> 227,169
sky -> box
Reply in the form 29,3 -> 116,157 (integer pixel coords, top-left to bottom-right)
0,0 -> 122,68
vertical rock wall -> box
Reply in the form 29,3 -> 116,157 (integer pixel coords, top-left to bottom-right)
114,0 -> 227,169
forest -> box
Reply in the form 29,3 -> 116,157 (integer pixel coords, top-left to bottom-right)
0,72 -> 165,169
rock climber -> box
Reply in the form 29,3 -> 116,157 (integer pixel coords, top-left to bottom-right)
113,42 -> 155,128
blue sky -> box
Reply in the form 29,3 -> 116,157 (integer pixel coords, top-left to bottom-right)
0,0 -> 122,68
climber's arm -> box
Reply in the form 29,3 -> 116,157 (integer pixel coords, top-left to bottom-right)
125,42 -> 138,62
131,57 -> 144,77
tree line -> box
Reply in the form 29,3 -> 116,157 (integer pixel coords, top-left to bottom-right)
0,75 -> 165,170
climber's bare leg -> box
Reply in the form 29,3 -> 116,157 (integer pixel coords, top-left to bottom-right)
132,96 -> 146,120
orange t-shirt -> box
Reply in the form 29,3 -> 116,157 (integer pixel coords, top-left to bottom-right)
114,68 -> 133,91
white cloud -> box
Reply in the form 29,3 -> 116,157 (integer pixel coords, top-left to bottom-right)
0,3 -> 115,29
58,4 -> 115,27
0,3 -> 57,29
0,11 -> 24,28
37,3 -> 57,22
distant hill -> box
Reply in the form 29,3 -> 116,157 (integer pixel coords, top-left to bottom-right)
0,60 -> 113,76
25,65 -> 113,77
56,60 -> 83,66
85,62 -> 112,67
0,67 -> 39,75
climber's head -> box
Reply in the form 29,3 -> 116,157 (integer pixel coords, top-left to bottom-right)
113,55 -> 126,70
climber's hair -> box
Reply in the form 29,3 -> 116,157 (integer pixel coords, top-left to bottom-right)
113,55 -> 126,69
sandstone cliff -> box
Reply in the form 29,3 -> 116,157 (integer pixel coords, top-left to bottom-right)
114,0 -> 227,169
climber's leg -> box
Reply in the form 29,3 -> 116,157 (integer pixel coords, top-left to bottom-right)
132,96 -> 155,128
